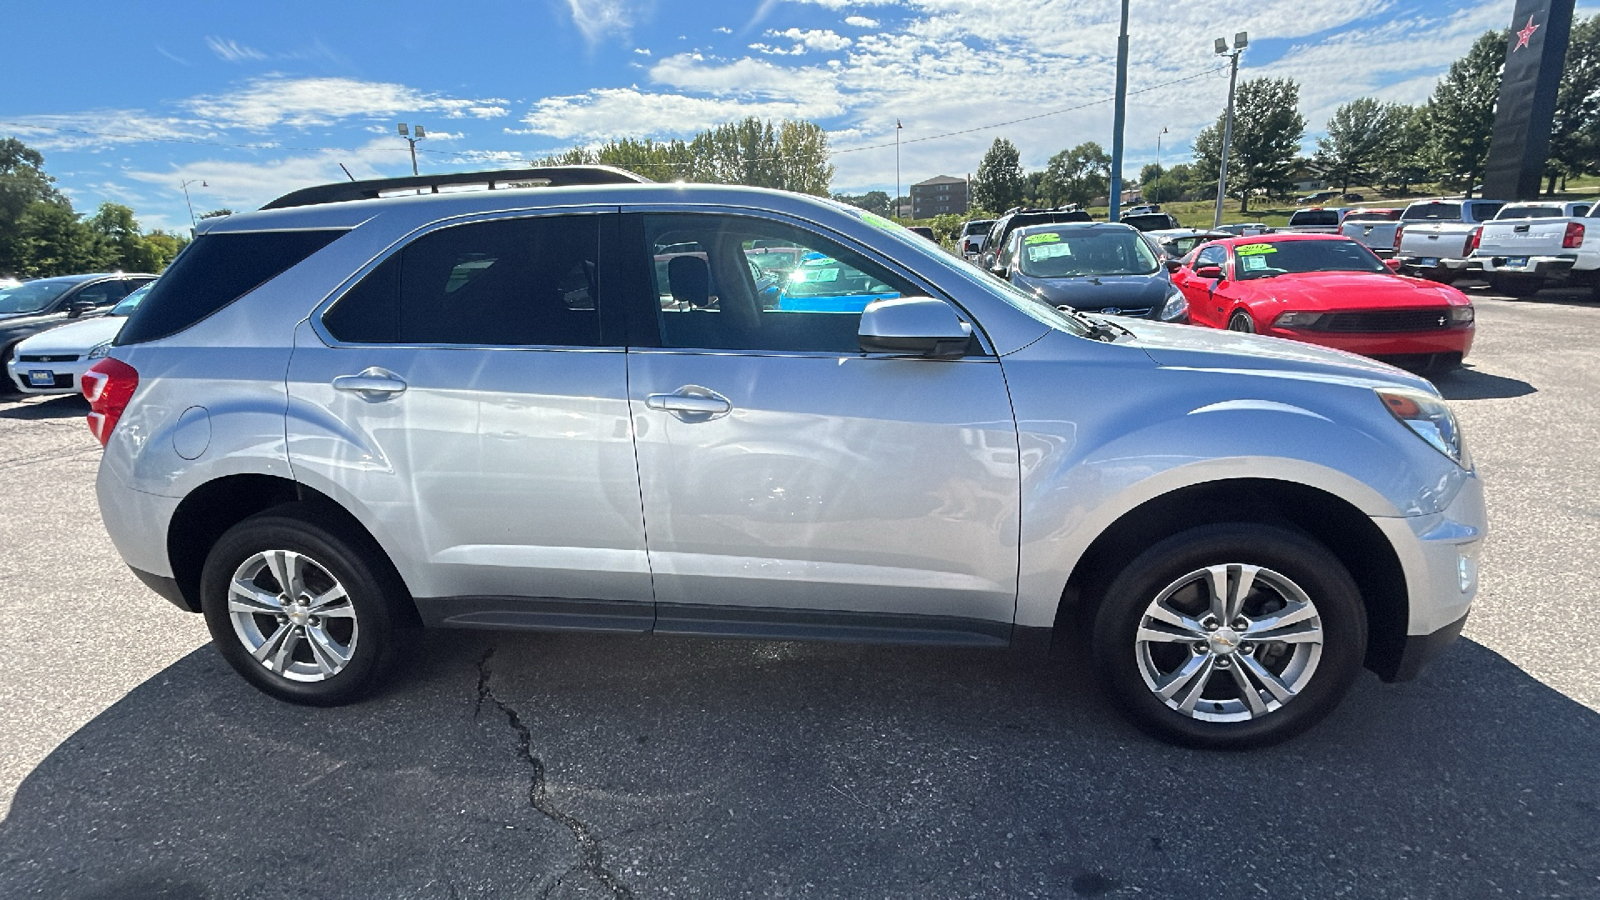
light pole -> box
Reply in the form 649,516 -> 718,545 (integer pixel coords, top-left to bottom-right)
1108,0 -> 1131,222
180,179 -> 207,228
895,119 -> 903,219
1156,126 -> 1168,174
398,122 -> 427,176
1212,32 -> 1248,229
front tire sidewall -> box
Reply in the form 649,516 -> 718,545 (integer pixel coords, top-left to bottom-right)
1091,524 -> 1367,749
200,511 -> 403,706
1227,311 -> 1256,333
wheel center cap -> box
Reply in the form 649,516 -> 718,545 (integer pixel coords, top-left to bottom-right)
287,603 -> 310,627
1208,627 -> 1243,656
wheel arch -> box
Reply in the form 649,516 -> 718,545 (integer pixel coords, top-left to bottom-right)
165,473 -> 417,625
1055,477 -> 1410,679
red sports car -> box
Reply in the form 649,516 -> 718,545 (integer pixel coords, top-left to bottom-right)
1171,233 -> 1474,372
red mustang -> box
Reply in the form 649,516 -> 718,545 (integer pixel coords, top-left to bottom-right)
1172,233 -> 1474,372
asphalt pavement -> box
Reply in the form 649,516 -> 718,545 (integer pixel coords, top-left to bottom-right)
0,287 -> 1596,899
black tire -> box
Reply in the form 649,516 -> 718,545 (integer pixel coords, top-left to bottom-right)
1227,311 -> 1256,333
199,506 -> 413,705
1424,352 -> 1464,376
1090,523 -> 1366,749
1426,270 -> 1458,285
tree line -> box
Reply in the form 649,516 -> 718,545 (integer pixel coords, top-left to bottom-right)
0,138 -> 189,279
544,117 -> 834,196
966,16 -> 1600,216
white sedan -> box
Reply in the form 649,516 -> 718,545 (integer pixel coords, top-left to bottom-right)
6,282 -> 149,395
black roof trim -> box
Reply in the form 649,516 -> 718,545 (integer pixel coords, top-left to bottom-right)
261,165 -> 651,211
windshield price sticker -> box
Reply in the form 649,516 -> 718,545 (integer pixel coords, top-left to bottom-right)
1027,244 -> 1075,261
1235,243 -> 1276,256
1241,255 -> 1272,271
1024,232 -> 1062,245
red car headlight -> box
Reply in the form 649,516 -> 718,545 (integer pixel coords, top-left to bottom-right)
1273,311 -> 1324,328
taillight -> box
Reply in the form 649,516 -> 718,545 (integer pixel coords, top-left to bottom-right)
1464,226 -> 1481,255
1564,221 -> 1585,249
82,358 -> 139,447
1393,225 -> 1404,251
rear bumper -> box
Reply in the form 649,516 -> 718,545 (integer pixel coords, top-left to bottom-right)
1396,255 -> 1476,277
1474,253 -> 1578,277
1262,324 -> 1474,359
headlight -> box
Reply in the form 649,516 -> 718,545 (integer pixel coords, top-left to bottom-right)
1159,286 -> 1188,322
1449,305 -> 1474,324
1273,311 -> 1325,328
1376,388 -> 1469,468
87,341 -> 113,359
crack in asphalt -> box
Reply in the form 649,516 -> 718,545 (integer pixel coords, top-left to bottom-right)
475,645 -> 635,900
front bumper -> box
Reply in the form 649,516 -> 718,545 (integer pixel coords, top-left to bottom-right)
1370,471 -> 1486,681
6,356 -> 92,395
1262,323 -> 1474,359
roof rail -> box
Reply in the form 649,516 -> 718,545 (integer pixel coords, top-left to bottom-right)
261,165 -> 651,210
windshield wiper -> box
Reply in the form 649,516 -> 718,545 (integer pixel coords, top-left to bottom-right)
1056,305 -> 1125,341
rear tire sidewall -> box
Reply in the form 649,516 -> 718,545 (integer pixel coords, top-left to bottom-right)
200,509 -> 406,706
1091,523 -> 1367,749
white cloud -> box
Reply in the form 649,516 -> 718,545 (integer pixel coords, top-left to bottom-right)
519,87 -> 837,140
183,77 -> 508,130
1,112 -> 217,151
205,37 -> 268,63
566,0 -> 637,44
844,16 -> 880,28
763,28 -> 853,54
713,26 -> 732,34
634,47 -> 652,55
125,147 -> 396,213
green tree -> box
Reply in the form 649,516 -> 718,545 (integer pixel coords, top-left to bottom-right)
1314,98 -> 1399,195
1425,30 -> 1506,196
972,138 -> 1025,213
0,138 -> 70,275
833,190 -> 891,216
1042,141 -> 1110,207
1377,104 -> 1434,195
545,117 -> 833,194
12,202 -> 102,277
1547,15 -> 1600,192
774,120 -> 833,196
1193,77 -> 1308,212
142,230 -> 189,270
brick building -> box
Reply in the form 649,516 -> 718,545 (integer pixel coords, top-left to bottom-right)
910,175 -> 969,218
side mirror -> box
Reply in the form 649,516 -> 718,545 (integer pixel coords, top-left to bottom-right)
1195,265 -> 1223,280
859,296 -> 973,358
989,262 -> 1009,277
1384,258 -> 1402,272
66,299 -> 96,318
1165,259 -> 1183,273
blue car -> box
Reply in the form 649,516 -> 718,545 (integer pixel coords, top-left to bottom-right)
776,252 -> 902,312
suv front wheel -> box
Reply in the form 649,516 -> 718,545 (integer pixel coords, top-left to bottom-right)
200,507 -> 411,705
1091,524 -> 1366,749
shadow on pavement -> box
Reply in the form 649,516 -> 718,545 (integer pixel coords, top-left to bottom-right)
1,632 -> 1596,899
1433,364 -> 1537,401
0,394 -> 88,420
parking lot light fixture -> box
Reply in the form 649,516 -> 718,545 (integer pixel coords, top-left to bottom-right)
1212,32 -> 1247,230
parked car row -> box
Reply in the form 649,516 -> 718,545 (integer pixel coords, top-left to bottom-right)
1,273 -> 157,394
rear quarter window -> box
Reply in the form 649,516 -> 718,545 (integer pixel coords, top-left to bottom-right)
116,229 -> 346,344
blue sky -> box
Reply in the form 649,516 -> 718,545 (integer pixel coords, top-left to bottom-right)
0,0 -> 1580,231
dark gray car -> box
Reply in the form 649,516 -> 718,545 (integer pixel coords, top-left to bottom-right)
0,273 -> 156,390
994,222 -> 1188,322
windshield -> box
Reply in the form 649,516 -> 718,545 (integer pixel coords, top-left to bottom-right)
1289,210 -> 1341,227
1403,202 -> 1462,220
1018,229 -> 1158,278
0,282 -> 72,315
1234,240 -> 1386,280
109,282 -> 153,316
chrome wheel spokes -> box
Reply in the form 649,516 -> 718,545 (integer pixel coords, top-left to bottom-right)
1134,564 -> 1323,723
228,549 -> 359,683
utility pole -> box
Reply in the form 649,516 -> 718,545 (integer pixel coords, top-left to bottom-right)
398,122 -> 426,176
180,179 -> 206,228
1212,33 -> 1248,229
1109,0 -> 1130,222
1156,126 -> 1168,174
895,119 -> 903,219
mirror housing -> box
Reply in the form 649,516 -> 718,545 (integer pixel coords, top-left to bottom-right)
66,299 -> 96,318
1195,265 -> 1223,279
859,296 -> 973,358
1384,257 -> 1402,272
1164,259 -> 1183,272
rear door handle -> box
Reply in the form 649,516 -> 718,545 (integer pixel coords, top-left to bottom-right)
332,367 -> 407,399
645,386 -> 732,422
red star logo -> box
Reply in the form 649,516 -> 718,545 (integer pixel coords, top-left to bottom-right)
1515,16 -> 1539,51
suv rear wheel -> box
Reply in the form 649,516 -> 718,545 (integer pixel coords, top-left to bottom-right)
1091,524 -> 1366,749
200,507 -> 411,705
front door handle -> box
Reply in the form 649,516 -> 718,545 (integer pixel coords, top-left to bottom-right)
646,386 -> 732,422
332,367 -> 407,400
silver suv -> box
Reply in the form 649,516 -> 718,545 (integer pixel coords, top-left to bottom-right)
87,167 -> 1485,748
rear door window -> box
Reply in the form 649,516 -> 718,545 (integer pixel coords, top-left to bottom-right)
117,230 -> 346,344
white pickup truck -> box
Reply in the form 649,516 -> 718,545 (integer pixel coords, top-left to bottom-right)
1392,198 -> 1508,283
1470,201 -> 1599,295
1339,208 -> 1404,257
